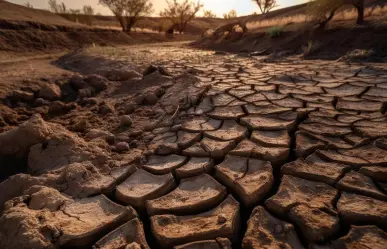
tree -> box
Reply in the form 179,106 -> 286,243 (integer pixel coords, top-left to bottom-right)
307,0 -> 364,29
99,0 -> 153,32
160,0 -> 203,34
252,0 -> 278,14
203,10 -> 217,18
48,0 -> 67,13
83,5 -> 95,25
223,9 -> 237,19
24,2 -> 33,8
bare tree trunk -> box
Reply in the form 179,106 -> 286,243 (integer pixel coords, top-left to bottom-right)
318,8 -> 338,29
354,1 -> 364,24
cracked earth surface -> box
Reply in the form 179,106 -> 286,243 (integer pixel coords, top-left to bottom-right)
1,44 -> 387,249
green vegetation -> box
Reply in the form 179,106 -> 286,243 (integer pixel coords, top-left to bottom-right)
266,26 -> 282,37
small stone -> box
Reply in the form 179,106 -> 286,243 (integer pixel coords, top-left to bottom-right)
39,83 -> 62,100
123,103 -> 135,114
72,120 -> 90,132
120,115 -> 133,127
69,74 -> 87,90
134,95 -> 145,105
143,65 -> 158,76
11,90 -> 35,102
85,74 -> 108,91
99,103 -> 114,115
116,142 -> 130,152
144,92 -> 159,105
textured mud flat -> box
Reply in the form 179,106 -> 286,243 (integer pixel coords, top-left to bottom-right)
1,45 -> 387,249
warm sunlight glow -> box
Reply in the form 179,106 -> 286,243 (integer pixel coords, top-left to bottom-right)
9,0 -> 308,16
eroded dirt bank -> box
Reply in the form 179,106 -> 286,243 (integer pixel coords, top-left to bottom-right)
0,43 -> 387,249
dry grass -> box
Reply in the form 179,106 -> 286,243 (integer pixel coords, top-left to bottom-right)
247,5 -> 387,31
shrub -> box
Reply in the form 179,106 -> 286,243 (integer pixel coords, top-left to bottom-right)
266,26 -> 282,38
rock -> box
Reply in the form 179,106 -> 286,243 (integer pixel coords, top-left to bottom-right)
337,192 -> 387,229
78,87 -> 94,98
150,195 -> 240,248
144,92 -> 159,105
174,238 -> 232,249
143,64 -> 158,76
311,226 -> 387,249
105,69 -> 142,81
99,103 -> 115,115
38,83 -> 62,100
69,74 -> 87,90
142,154 -> 187,175
123,103 -> 135,114
215,156 -> 273,207
86,129 -> 113,140
72,120 -> 90,132
48,101 -> 74,114
134,95 -> 145,104
93,218 -> 150,249
0,114 -> 53,157
120,115 -> 133,127
146,174 -> 226,216
11,90 -> 35,102
265,175 -> 338,217
85,74 -> 108,91
116,142 -> 130,152
242,206 -> 304,249
116,169 -> 175,209
0,193 -> 136,249
34,97 -> 47,106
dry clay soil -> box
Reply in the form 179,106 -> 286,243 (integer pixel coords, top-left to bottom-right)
1,43 -> 387,249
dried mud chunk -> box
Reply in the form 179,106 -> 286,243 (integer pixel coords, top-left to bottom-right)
311,226 -> 387,249
299,123 -> 352,137
150,195 -> 240,248
207,106 -> 245,120
316,150 -> 368,169
200,138 -> 236,159
288,205 -> 340,243
212,94 -> 236,106
147,174 -> 226,216
337,192 -> 387,228
204,120 -> 247,142
174,238 -> 232,249
115,169 -> 175,209
336,99 -> 383,112
182,142 -> 211,157
182,118 -> 222,132
336,171 -> 387,201
215,156 -> 273,207
252,145 -> 289,166
359,166 -> 387,182
175,157 -> 214,179
265,175 -> 338,217
295,132 -> 325,158
338,145 -> 387,166
245,104 -> 292,115
281,158 -> 349,185
242,206 -> 304,249
229,139 -> 257,157
142,154 -> 187,175
251,129 -> 290,147
324,84 -> 366,97
240,115 -> 296,131
59,195 -> 136,247
177,131 -> 201,149
93,218 -> 150,249
272,97 -> 304,108
0,114 -> 53,157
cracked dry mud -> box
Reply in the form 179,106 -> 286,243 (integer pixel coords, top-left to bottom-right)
1,44 -> 387,249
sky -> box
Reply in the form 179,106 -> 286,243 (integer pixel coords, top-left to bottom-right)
8,0 -> 307,17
